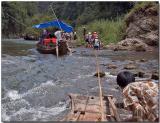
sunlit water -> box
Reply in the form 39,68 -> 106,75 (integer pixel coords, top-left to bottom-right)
1,39 -> 158,121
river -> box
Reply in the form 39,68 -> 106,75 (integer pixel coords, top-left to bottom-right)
1,39 -> 158,121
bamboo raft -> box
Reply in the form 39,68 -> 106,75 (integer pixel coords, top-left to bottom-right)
36,41 -> 69,56
63,93 -> 120,121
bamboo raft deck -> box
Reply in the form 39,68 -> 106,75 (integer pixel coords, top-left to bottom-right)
63,93 -> 120,121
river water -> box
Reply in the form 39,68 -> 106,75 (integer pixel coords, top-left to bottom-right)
1,39 -> 158,121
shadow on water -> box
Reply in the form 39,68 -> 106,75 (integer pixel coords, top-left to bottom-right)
2,39 -> 37,56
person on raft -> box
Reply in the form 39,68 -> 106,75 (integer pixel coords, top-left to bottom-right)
54,29 -> 71,53
116,71 -> 158,122
40,29 -> 48,44
54,29 -> 63,43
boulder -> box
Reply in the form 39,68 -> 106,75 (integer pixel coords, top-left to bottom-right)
108,38 -> 149,52
94,72 -> 105,78
139,59 -> 147,62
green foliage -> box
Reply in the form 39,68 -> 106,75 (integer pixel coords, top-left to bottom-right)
76,18 -> 125,45
2,1 -> 134,38
2,2 -> 39,38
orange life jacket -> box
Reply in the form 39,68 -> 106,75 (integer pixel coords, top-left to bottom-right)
43,38 -> 57,45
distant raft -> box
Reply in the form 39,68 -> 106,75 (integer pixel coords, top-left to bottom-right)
36,41 -> 69,56
63,93 -> 120,121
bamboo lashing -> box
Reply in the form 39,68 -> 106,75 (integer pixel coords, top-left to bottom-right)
94,49 -> 105,121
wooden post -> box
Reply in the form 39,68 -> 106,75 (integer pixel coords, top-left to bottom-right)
108,96 -> 120,121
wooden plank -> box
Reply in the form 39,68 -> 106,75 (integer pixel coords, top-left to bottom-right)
65,94 -> 120,121
108,96 -> 120,121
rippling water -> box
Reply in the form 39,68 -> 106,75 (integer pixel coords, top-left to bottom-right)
1,39 -> 158,121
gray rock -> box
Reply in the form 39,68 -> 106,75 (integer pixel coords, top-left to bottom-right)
124,64 -> 136,70
106,64 -> 117,69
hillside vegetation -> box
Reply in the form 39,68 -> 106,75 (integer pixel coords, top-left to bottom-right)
2,2 -> 133,38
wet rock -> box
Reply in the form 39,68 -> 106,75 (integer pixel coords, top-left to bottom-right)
140,59 -> 147,62
108,38 -> 148,52
143,73 -> 151,78
106,64 -> 117,69
110,71 -> 118,76
137,71 -> 145,78
134,44 -> 146,52
115,86 -> 120,90
128,60 -> 135,64
72,50 -> 76,53
94,72 -> 105,78
151,72 -> 159,80
130,70 -> 148,78
139,31 -> 159,46
124,64 -> 136,70
113,45 -> 128,51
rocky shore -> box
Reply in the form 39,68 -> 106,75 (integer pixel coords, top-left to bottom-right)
107,3 -> 158,52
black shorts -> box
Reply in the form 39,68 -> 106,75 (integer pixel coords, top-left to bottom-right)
94,46 -> 99,50
85,39 -> 89,43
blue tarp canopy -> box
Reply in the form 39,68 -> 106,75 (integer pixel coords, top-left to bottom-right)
32,20 -> 73,33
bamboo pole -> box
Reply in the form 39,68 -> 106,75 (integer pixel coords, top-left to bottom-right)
94,49 -> 105,121
50,4 -> 62,58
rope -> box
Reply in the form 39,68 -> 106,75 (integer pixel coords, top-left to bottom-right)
50,4 -> 62,31
94,49 -> 105,121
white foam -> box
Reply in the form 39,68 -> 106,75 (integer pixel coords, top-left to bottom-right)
1,108 -> 10,121
6,102 -> 67,121
6,90 -> 21,100
2,80 -> 66,121
105,72 -> 117,78
21,80 -> 56,97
